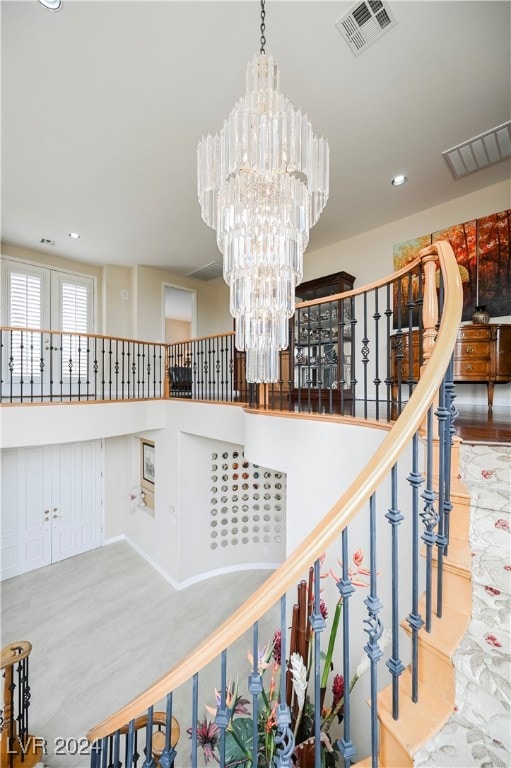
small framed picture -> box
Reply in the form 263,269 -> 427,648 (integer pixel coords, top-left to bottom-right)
141,440 -> 155,485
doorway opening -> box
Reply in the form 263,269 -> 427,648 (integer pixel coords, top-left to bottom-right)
163,285 -> 196,345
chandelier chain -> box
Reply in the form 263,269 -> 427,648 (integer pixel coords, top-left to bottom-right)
260,0 -> 266,54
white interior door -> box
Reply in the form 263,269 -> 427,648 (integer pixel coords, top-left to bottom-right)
1,440 -> 102,579
1,447 -> 52,579
51,440 -> 102,563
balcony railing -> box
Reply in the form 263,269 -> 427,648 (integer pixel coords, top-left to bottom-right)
0,329 -> 165,403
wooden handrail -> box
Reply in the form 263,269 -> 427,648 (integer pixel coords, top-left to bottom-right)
88,242 -> 462,742
292,254 -> 423,310
0,326 -> 167,347
1,640 -> 32,670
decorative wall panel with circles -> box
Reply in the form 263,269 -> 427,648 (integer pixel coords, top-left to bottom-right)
209,450 -> 286,550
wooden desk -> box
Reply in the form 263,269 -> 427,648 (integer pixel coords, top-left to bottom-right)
391,323 -> 511,409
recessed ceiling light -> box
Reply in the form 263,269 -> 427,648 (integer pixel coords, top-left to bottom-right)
37,0 -> 62,10
69,232 -> 80,239
391,174 -> 407,186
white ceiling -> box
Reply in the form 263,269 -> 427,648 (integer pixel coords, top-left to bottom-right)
2,1 -> 510,275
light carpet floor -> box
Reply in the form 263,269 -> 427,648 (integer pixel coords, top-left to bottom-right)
415,443 -> 511,768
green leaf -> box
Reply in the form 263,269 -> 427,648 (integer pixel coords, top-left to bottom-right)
225,718 -> 254,766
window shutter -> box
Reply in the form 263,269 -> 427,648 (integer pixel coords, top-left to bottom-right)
60,281 -> 91,379
61,282 -> 89,333
9,272 -> 42,328
8,271 -> 43,378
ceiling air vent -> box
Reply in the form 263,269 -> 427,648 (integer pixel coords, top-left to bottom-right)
442,121 -> 511,180
336,0 -> 397,56
40,237 -> 56,246
186,261 -> 223,281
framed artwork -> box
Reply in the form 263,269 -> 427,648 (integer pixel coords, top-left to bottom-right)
142,440 -> 155,485
140,439 -> 155,512
393,208 -> 511,326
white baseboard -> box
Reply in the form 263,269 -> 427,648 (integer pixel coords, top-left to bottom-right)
103,534 -> 278,591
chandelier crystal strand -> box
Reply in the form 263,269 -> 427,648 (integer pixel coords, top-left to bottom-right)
197,52 -> 329,382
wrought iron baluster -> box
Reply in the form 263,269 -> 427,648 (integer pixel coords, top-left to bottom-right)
8,329 -> 14,403
406,271 -> 415,400
361,292 -> 369,418
152,345 -> 157,398
78,333 -> 82,400
100,736 -> 108,768
384,284 -> 393,421
142,344 -> 147,399
395,277 -> 404,415
86,337 -> 91,400
20,329 -> 25,402
49,332 -> 55,402
248,622 -> 262,767
215,650 -> 228,767
349,295 -> 357,415
158,693 -> 176,768
114,340 -> 119,400
191,673 -> 199,768
311,558 -> 326,768
121,340 -> 125,400
385,464 -> 405,719
101,338 -> 106,401
137,343 -> 141,399
145,345 -> 151,399
0,329 -> 3,402
275,594 -> 294,767
100,735 -> 108,768
108,338 -> 113,401
443,356 -> 456,556
336,529 -> 356,766
29,330 -> 34,402
435,371 -> 448,619
364,493 -> 383,768
373,288 -> 381,420
125,720 -> 135,768
112,729 -> 121,768
407,430 -> 424,702
142,707 -> 156,768
90,739 -> 101,768
39,331 -> 45,402
421,406 -> 439,632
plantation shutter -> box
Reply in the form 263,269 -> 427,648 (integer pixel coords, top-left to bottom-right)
61,281 -> 89,334
9,272 -> 42,329
53,275 -> 93,379
2,263 -> 48,379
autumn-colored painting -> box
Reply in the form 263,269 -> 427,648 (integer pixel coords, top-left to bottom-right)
393,208 -> 511,326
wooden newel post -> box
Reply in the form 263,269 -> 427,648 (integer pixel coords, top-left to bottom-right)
420,250 -> 439,368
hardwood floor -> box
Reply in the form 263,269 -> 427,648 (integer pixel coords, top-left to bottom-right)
454,404 -> 511,444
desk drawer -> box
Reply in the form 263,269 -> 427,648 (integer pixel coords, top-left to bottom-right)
453,358 -> 491,378
458,327 -> 491,341
454,340 -> 490,358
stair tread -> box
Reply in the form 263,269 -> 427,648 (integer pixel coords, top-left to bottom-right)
376,668 -> 453,754
401,596 -> 471,658
423,536 -> 472,576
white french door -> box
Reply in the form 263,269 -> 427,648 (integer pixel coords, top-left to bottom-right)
1,440 -> 103,580
1,259 -> 94,399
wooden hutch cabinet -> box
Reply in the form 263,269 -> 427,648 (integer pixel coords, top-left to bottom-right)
290,271 -> 355,402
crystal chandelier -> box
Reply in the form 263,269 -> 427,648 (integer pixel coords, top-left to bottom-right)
197,0 -> 329,382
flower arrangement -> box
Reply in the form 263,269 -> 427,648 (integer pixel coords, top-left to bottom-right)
188,550 -> 385,767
